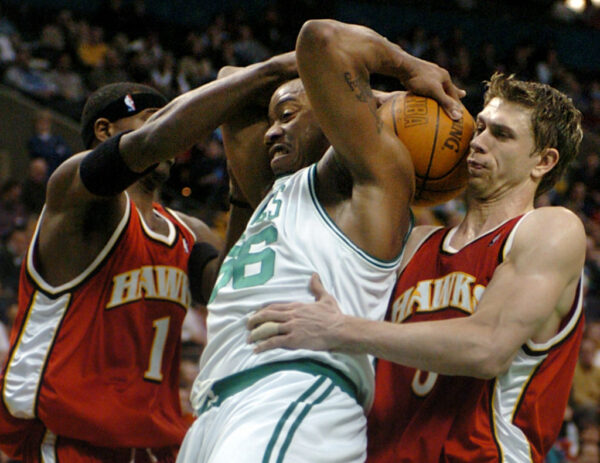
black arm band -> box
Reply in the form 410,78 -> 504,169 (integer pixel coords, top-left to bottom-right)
188,242 -> 219,304
79,131 -> 158,196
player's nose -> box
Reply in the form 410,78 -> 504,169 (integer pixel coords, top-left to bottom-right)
264,123 -> 284,147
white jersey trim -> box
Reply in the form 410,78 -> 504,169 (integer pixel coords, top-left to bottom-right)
166,208 -> 197,241
2,291 -> 71,418
442,212 -> 532,254
525,271 -> 584,353
501,210 -> 534,260
139,207 -> 177,245
307,164 -> 402,269
40,429 -> 57,463
491,349 -> 543,462
27,196 -> 132,295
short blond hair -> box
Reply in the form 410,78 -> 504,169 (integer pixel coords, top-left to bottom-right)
483,73 -> 583,196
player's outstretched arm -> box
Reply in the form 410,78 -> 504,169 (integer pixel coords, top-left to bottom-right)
248,208 -> 585,378
120,53 -> 297,175
46,54 -> 297,215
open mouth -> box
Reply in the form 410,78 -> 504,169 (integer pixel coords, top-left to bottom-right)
269,144 -> 290,159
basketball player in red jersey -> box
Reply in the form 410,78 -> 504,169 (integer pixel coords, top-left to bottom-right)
248,73 -> 585,462
0,53 -> 311,462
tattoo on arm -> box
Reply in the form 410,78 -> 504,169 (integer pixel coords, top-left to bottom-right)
343,72 -> 383,133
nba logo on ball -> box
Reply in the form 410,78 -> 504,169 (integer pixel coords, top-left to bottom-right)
379,92 -> 475,206
124,94 -> 136,112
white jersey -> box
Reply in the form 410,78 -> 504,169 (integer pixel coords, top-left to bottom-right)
196,164 -> 402,410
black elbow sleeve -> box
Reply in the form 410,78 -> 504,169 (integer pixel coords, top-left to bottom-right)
188,242 -> 219,304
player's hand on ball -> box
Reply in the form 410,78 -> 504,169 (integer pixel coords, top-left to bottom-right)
399,55 -> 466,120
247,274 -> 346,353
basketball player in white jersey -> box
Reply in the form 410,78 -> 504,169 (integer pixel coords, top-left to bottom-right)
176,20 -> 465,462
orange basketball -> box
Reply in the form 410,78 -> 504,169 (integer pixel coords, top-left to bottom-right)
379,92 -> 475,206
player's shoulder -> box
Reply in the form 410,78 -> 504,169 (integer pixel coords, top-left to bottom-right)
518,206 -> 585,240
511,206 -> 585,258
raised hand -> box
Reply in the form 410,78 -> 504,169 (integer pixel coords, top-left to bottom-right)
399,54 -> 466,120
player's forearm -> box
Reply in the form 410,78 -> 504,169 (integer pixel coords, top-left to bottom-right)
120,56 -> 293,172
337,315 -> 509,379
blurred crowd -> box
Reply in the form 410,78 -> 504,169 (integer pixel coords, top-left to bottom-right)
0,0 -> 599,461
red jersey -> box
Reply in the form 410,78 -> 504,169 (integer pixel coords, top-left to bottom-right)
368,215 -> 584,463
0,199 -> 194,460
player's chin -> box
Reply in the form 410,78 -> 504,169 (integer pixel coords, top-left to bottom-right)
270,154 -> 295,177
142,166 -> 170,190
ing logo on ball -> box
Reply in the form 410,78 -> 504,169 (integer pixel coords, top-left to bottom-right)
442,118 -> 465,154
403,96 -> 429,128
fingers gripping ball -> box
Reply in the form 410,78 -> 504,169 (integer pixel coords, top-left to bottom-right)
379,92 -> 475,206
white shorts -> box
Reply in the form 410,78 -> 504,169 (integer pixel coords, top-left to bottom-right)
177,361 -> 367,462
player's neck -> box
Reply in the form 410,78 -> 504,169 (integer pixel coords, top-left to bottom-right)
127,185 -> 166,233
454,189 -> 534,246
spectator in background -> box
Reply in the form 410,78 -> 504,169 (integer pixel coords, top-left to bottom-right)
20,157 -> 48,215
232,24 -> 270,65
76,24 -> 108,69
49,52 -> 87,118
571,337 -> 600,420
583,88 -> 600,135
150,51 -> 176,98
88,46 -> 129,89
4,47 -> 57,101
0,180 -> 26,238
34,24 -> 65,68
0,222 -> 29,301
27,109 -> 72,176
191,134 -> 228,211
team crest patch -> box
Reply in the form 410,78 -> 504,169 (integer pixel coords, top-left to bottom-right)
124,94 -> 136,112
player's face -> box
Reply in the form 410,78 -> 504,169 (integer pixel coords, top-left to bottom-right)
466,97 -> 538,199
265,80 -> 330,176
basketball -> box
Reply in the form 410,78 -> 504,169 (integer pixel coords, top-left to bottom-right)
379,92 -> 475,206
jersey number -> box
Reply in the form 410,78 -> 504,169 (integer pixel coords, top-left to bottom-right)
144,317 -> 170,382
411,369 -> 438,396
209,226 -> 278,303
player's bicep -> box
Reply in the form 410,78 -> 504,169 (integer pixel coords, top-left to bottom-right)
470,209 -> 585,351
296,22 -> 403,183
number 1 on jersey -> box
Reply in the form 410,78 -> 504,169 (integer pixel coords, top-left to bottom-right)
145,317 -> 170,382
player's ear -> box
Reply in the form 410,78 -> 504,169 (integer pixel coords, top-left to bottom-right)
93,118 -> 112,143
532,147 -> 559,180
